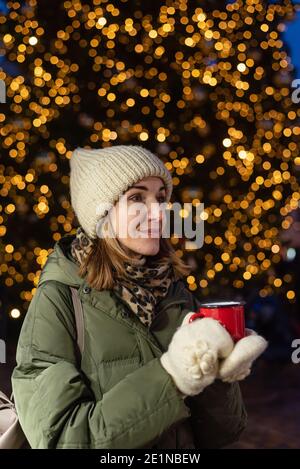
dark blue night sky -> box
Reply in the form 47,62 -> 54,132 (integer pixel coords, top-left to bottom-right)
283,8 -> 300,77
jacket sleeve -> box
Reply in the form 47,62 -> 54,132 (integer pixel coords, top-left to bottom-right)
181,284 -> 248,448
11,282 -> 191,449
186,380 -> 247,448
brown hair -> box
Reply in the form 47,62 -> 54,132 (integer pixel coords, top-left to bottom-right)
76,218 -> 192,291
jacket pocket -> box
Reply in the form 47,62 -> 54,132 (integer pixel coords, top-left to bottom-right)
98,355 -> 142,394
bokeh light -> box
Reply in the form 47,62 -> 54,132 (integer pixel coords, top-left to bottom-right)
0,0 -> 300,318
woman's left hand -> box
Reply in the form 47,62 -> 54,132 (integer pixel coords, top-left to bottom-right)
217,329 -> 268,383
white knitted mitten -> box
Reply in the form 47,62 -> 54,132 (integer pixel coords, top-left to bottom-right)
218,328 -> 268,383
160,314 -> 234,396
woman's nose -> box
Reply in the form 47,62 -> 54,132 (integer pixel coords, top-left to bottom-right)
148,201 -> 163,221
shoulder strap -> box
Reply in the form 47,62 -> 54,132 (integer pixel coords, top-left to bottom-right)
9,287 -> 85,408
0,391 -> 15,408
69,286 -> 85,356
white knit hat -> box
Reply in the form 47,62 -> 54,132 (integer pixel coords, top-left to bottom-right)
69,145 -> 173,239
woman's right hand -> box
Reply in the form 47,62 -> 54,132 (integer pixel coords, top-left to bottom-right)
160,315 -> 234,397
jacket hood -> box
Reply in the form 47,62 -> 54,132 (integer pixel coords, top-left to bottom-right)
38,234 -> 84,288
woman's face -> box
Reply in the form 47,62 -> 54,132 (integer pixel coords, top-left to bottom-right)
109,176 -> 167,259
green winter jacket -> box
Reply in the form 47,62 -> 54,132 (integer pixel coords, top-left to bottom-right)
11,234 -> 247,449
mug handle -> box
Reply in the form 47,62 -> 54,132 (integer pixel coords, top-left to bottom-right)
188,312 -> 205,323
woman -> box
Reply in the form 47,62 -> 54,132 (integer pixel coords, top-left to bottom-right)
11,145 -> 266,449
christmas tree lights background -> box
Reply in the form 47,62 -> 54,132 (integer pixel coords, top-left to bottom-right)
0,0 -> 300,331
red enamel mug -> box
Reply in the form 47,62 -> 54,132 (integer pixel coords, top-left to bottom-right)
188,301 -> 246,342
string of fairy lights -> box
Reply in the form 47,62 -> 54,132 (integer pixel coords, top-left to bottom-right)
0,0 -> 300,321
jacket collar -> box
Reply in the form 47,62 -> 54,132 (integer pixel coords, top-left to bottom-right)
38,234 -> 85,288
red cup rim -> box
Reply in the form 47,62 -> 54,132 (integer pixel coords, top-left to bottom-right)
199,301 -> 245,308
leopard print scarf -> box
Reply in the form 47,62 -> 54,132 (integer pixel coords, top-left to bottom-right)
70,226 -> 176,327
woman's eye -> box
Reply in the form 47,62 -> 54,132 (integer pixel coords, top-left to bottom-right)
130,194 -> 142,202
129,194 -> 166,203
